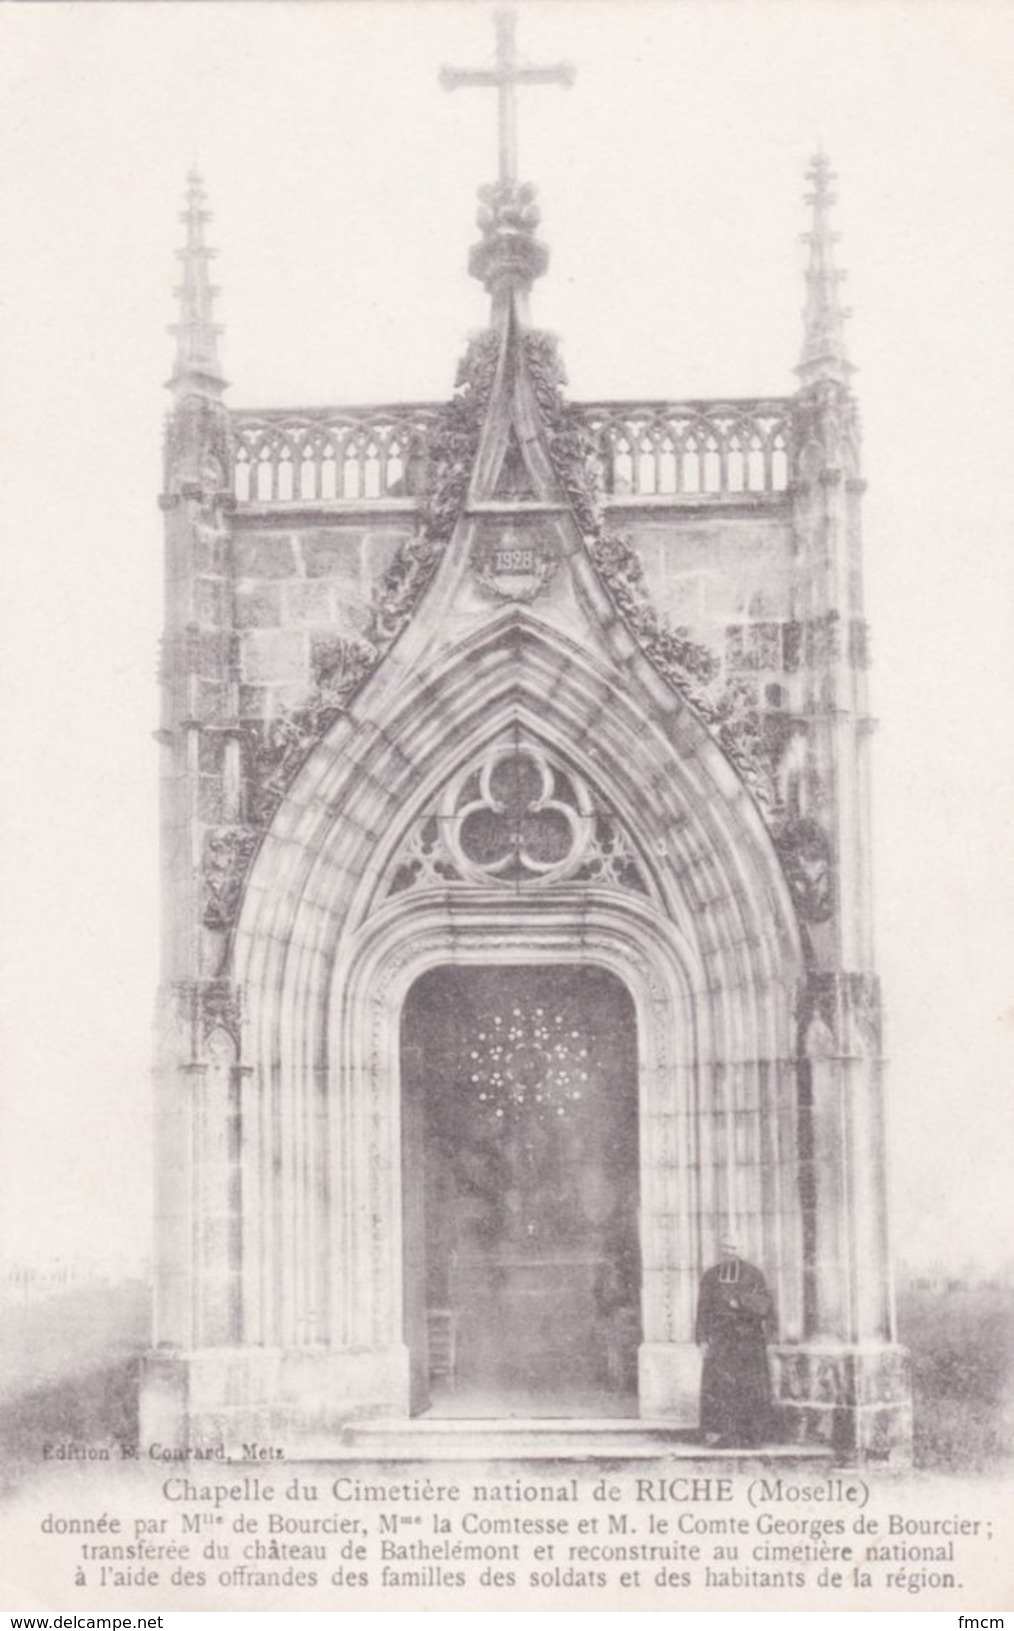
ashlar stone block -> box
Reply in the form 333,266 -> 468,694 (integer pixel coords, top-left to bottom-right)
241,630 -> 308,686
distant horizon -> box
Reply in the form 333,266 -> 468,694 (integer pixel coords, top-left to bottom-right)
2,1248 -> 1012,1283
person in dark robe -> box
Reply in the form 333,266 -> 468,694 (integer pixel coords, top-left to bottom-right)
696,1237 -> 774,1447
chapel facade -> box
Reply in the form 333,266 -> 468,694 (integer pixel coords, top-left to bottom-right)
144,17 -> 911,1460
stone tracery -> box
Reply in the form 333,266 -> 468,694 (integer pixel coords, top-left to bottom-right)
383,738 -> 651,901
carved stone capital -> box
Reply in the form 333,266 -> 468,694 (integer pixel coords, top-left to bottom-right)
159,979 -> 245,1059
198,979 -> 244,1046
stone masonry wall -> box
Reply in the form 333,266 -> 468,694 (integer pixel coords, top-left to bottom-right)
230,518 -> 412,718
618,510 -> 795,645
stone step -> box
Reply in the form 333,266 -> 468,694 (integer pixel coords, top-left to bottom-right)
338,1417 -> 835,1463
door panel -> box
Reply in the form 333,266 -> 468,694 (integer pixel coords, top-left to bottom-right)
401,965 -> 641,1414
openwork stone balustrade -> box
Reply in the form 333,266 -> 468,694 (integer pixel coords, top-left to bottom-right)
229,398 -> 793,506
231,405 -> 440,504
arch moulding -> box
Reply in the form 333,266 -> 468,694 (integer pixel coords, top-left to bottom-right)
145,619 -> 809,1451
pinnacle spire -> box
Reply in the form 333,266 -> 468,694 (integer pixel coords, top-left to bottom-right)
797,150 -> 853,388
168,168 -> 226,397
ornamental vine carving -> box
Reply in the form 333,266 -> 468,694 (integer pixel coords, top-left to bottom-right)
241,635 -> 377,825
523,331 -> 602,535
236,331 -> 503,828
203,826 -> 259,929
511,332 -> 775,809
235,316 -> 786,836
421,330 -> 500,543
587,532 -> 774,807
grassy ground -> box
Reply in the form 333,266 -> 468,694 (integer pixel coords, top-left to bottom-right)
898,1283 -> 1014,1471
0,1282 -> 1010,1479
0,1284 -> 148,1494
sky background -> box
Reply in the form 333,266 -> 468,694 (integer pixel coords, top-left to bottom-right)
0,0 -> 1011,1276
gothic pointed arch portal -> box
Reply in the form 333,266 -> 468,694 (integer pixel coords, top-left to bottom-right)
196,618 -> 809,1433
150,35 -> 912,1457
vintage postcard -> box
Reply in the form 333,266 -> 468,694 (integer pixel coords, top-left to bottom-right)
0,0 -> 1011,1614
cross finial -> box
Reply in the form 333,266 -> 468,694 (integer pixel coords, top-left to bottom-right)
440,9 -> 574,184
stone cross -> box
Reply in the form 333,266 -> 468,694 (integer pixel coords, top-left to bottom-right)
439,10 -> 574,185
